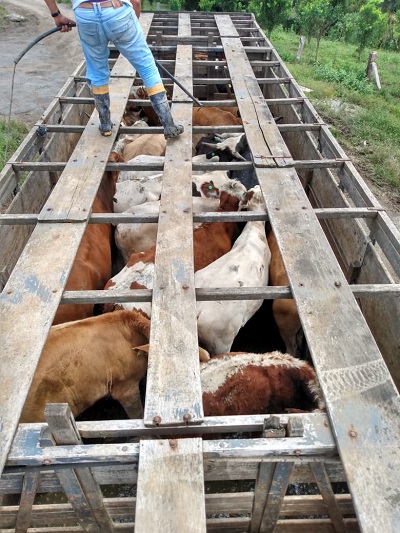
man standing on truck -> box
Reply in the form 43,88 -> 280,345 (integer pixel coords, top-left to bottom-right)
43,0 -> 184,139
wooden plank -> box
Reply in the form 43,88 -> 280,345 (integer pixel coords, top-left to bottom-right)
135,439 -> 206,533
259,462 -> 294,533
255,165 -> 400,531
178,13 -> 191,37
249,462 -> 274,533
0,14 -> 154,477
15,471 -> 40,533
215,16 -> 292,167
144,44 -> 204,427
12,412 -> 335,444
310,463 -> 346,533
45,405 -> 114,533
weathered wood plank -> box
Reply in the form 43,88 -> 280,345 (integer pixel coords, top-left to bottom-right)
255,166 -> 400,531
45,405 -> 114,533
215,17 -> 292,167
15,471 -> 40,533
310,463 -> 346,533
0,14 -> 155,477
218,15 -> 400,531
144,44 -> 203,427
258,462 -> 294,533
135,439 -> 206,533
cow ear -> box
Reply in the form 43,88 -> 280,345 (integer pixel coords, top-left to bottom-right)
132,344 -> 150,357
199,347 -> 210,362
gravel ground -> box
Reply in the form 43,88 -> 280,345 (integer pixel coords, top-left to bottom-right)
0,0 -> 82,126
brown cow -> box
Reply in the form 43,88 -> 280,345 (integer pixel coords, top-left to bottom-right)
20,314 -> 210,423
53,151 -> 123,325
267,230 -> 302,356
21,309 -> 151,423
201,351 -> 325,416
192,107 -> 242,127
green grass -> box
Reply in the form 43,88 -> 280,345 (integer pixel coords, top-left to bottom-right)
0,120 -> 28,172
270,27 -> 400,189
0,5 -> 8,26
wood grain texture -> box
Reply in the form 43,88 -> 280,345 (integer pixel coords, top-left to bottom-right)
144,43 -> 204,427
0,15 -> 154,476
135,439 -> 206,533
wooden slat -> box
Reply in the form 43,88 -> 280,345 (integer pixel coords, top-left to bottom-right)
310,463 -> 346,533
15,471 -> 40,533
45,405 -> 114,533
144,43 -> 203,427
0,14 -> 154,477
215,16 -> 292,167
250,462 -> 274,533
218,16 -> 400,532
135,439 -> 206,533
259,463 -> 294,533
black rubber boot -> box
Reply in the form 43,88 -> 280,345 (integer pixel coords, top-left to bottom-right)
92,92 -> 113,137
149,91 -> 184,139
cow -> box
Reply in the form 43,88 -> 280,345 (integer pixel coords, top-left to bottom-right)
130,346 -> 325,416
104,186 -> 244,315
267,230 -> 302,357
121,134 -> 167,162
192,107 -> 243,126
114,155 -> 223,213
114,173 -> 163,213
195,186 -> 271,355
21,309 -> 151,422
196,133 -> 258,190
115,182 -> 221,261
112,119 -> 149,155
201,351 -> 325,416
20,311 -> 210,423
52,151 -> 123,325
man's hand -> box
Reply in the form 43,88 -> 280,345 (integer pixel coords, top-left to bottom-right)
54,13 -> 75,32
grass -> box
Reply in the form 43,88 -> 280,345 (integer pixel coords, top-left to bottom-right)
0,120 -> 28,170
270,27 -> 400,189
0,5 -> 8,26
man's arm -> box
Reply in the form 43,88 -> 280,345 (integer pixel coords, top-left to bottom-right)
131,0 -> 141,19
43,0 -> 75,31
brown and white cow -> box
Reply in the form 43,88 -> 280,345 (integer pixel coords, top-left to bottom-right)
115,181 -> 221,261
201,351 -> 325,416
104,185 -> 245,315
53,151 -> 123,325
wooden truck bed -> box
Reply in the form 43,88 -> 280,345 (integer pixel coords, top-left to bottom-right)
0,10 -> 399,533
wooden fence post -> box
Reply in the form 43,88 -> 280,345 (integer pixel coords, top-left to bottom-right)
296,36 -> 305,62
366,51 -> 381,90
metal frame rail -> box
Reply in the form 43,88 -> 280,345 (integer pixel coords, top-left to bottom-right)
0,9 -> 399,533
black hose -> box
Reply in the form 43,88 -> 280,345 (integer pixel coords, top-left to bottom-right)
14,23 -> 76,66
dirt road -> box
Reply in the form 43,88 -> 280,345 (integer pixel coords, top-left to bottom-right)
0,0 -> 82,125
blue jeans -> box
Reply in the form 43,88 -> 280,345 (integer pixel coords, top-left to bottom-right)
75,3 -> 162,90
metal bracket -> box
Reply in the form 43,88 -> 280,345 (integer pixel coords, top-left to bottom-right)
262,415 -> 304,438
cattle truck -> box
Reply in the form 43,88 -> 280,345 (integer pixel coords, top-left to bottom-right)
0,9 -> 399,533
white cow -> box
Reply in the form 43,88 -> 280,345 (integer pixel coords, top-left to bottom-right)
195,185 -> 271,356
115,194 -> 221,261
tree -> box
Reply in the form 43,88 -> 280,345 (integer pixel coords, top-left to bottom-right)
168,0 -> 183,10
346,0 -> 387,58
296,0 -> 345,60
248,0 -> 292,36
